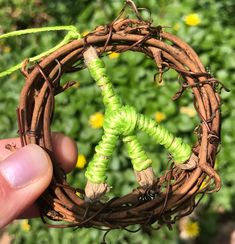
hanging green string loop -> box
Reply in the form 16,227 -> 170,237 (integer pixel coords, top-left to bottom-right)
0,25 -> 80,78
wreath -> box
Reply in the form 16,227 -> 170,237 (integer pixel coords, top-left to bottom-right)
2,1 -> 222,231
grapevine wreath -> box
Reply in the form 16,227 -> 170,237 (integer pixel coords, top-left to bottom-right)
2,1 -> 223,231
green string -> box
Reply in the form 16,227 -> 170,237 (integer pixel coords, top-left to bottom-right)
85,58 -> 192,184
0,25 -> 80,78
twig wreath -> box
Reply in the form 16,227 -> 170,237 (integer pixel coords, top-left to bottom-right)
1,1 -> 223,231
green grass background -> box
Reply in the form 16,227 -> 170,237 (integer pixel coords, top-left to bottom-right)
0,0 -> 234,243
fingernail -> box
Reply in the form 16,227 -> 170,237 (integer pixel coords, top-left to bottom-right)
0,144 -> 50,188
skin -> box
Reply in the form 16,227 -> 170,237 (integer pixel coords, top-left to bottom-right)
0,133 -> 78,228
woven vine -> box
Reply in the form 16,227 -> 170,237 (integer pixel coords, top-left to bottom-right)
13,6 -> 222,230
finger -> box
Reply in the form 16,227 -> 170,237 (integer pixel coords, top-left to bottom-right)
0,133 -> 78,220
0,133 -> 78,173
51,132 -> 78,173
17,204 -> 40,219
19,133 -> 79,219
0,144 -> 52,228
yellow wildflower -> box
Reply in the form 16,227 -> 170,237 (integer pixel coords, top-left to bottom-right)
185,221 -> 200,238
89,112 -> 104,128
76,154 -> 87,169
108,52 -> 120,59
180,220 -> 200,239
184,13 -> 201,26
154,111 -> 166,123
21,219 -> 31,232
180,106 -> 196,117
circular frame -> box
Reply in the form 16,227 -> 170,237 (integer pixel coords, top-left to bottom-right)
18,18 -> 221,229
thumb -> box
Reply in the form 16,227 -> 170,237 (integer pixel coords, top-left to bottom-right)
0,144 -> 52,228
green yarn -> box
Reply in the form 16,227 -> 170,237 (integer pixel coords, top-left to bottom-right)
123,135 -> 152,171
0,26 -> 78,40
85,55 -> 192,184
137,114 -> 191,163
86,59 -> 121,111
0,26 -> 80,78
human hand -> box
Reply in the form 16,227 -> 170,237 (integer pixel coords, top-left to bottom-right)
0,133 -> 78,229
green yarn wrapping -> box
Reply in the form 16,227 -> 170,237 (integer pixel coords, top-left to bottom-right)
0,26 -> 80,78
85,53 -> 192,184
137,114 -> 192,163
86,59 -> 121,111
123,135 -> 152,172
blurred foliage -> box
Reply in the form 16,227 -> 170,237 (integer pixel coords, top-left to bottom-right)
0,0 -> 234,243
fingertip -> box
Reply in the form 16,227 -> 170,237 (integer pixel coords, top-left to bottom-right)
52,133 -> 78,173
0,134 -> 78,174
0,144 -> 52,189
0,144 -> 52,228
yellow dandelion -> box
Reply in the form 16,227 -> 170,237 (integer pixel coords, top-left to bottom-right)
108,52 -> 120,59
89,112 -> 104,128
185,221 -> 200,238
154,111 -> 166,123
184,13 -> 201,26
181,220 -> 200,239
21,219 -> 31,232
76,154 -> 87,169
180,106 -> 196,117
